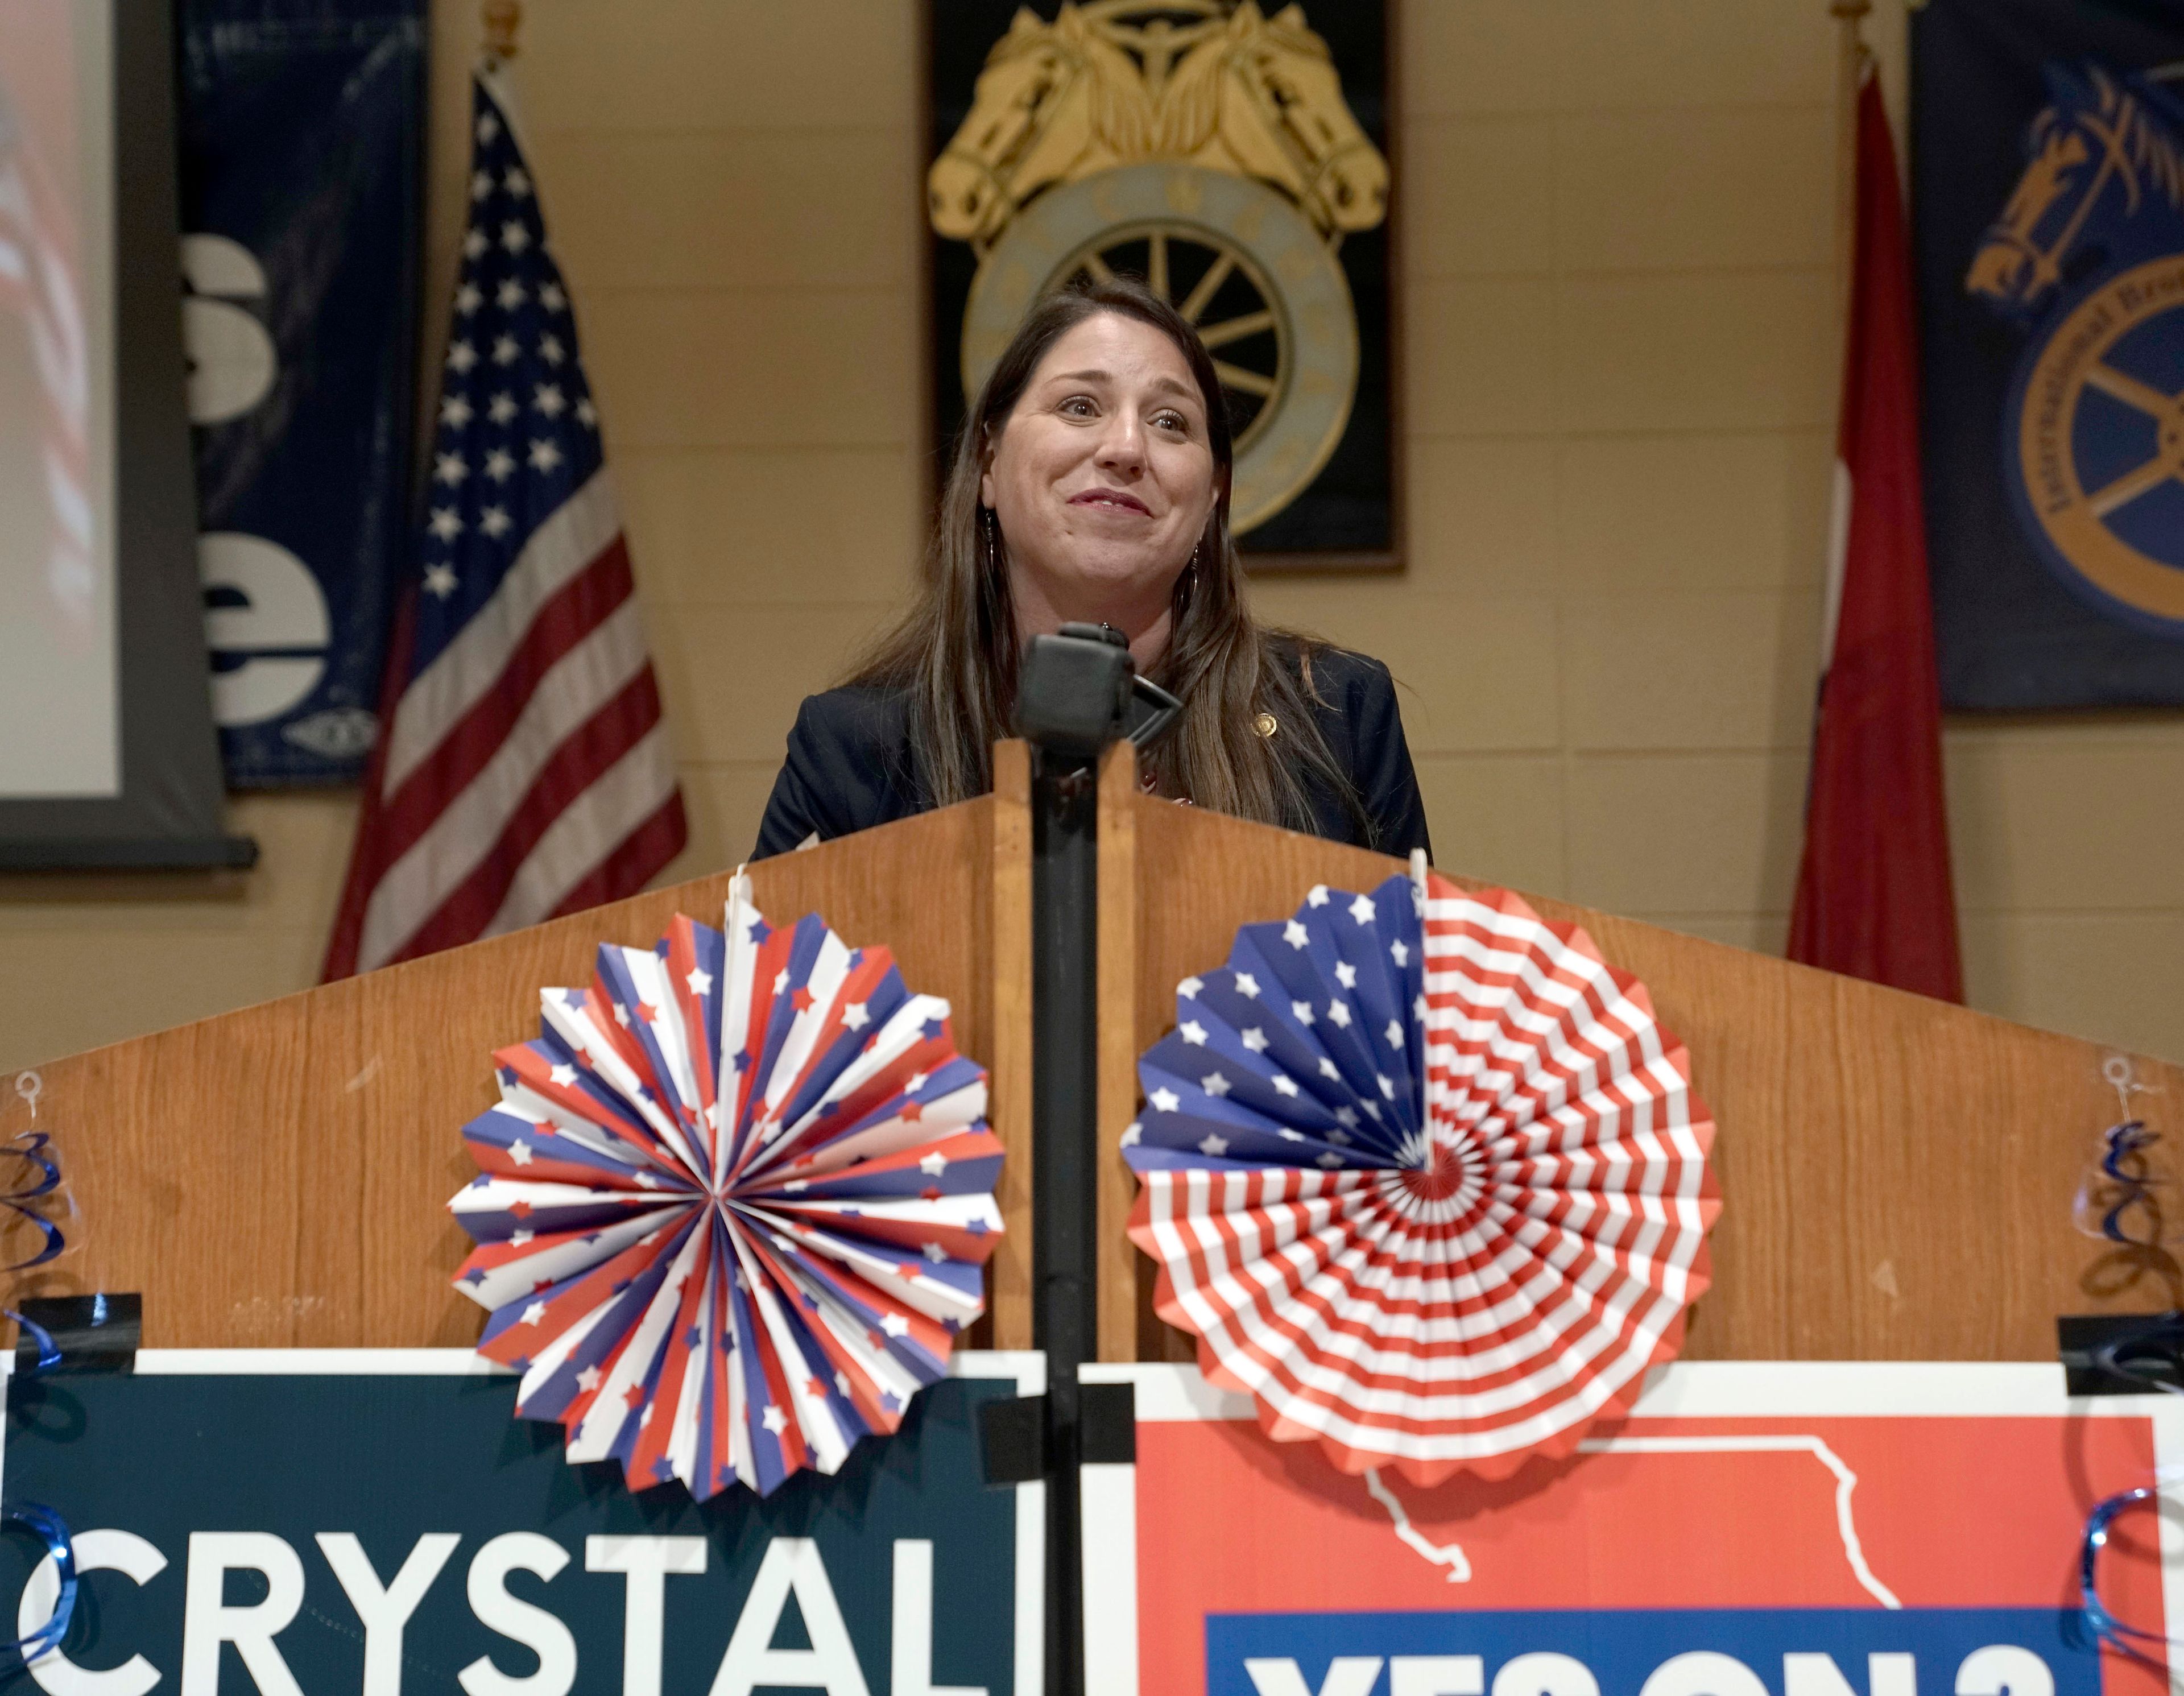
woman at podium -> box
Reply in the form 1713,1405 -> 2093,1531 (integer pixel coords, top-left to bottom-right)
754,278 -> 1429,859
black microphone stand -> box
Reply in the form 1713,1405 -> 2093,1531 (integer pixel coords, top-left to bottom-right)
1013,624 -> 1178,1696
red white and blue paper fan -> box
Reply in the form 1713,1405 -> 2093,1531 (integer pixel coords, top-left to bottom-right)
448,877 -> 1003,1499
1125,866 -> 1716,1485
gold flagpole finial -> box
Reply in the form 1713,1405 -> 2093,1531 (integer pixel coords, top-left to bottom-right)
482,0 -> 522,63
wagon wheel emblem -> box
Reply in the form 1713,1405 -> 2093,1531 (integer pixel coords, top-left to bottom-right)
2009,255 -> 2184,627
2077,362 -> 2184,524
961,166 -> 1358,532
1053,223 -> 1287,452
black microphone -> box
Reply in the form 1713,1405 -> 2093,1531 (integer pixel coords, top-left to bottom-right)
1014,621 -> 1182,759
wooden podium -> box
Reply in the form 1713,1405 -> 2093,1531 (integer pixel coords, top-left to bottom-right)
17,742 -> 2181,1365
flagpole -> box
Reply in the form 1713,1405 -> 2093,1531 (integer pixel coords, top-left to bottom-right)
1815,0 -> 1872,671
1831,0 -> 1872,341
481,0 -> 520,65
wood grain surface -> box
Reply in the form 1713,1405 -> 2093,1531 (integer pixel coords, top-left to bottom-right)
1106,793 -> 2184,1363
1095,742 -> 1144,1364
17,776 -> 2177,1364
987,742 -> 1035,1348
6,796 -> 1026,1349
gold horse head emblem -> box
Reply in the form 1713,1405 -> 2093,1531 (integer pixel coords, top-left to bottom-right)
1966,64 -> 2184,315
1966,110 -> 2095,306
928,0 -> 1388,253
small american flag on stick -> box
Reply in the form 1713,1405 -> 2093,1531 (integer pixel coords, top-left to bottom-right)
325,67 -> 685,980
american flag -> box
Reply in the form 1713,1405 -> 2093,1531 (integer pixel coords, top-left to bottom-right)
0,81 -> 93,642
325,68 -> 684,980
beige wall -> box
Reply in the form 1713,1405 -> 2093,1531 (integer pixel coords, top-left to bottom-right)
3,0 -> 2179,1076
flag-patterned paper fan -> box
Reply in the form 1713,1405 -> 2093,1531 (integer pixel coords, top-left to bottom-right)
448,878 -> 1003,1499
1125,867 -> 1716,1486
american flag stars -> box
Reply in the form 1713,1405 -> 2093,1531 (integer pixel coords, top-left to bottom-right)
448,890 -> 1004,1500
412,100 -> 605,629
1124,871 -> 1717,1484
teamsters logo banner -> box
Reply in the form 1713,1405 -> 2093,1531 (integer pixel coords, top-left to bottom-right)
926,1 -> 1397,568
176,1 -> 424,783
1914,0 -> 2184,709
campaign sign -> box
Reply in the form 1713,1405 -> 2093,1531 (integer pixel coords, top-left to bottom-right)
1080,1362 -> 2183,1696
0,1349 -> 1041,1694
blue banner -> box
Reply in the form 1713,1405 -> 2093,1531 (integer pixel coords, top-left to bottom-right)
1914,0 -> 2184,709
176,1 -> 424,783
1207,1608 -> 2098,1696
0,1358 -> 1033,1693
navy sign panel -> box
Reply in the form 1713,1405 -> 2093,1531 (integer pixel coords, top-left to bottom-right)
1916,0 -> 2184,708
0,1351 -> 1039,1695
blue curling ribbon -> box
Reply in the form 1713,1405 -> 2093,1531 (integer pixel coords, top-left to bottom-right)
0,1133 -> 64,1272
2096,1122 -> 2164,1245
0,1134 -> 61,1202
6,1311 -> 59,1378
0,1504 -> 76,1664
2079,1477 -> 2184,1666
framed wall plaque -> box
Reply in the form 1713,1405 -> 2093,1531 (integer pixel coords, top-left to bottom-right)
925,1 -> 1400,571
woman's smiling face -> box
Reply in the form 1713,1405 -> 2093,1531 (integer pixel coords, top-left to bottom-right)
980,310 -> 1222,643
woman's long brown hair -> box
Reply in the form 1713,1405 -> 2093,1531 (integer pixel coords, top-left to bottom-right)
851,278 -> 1370,839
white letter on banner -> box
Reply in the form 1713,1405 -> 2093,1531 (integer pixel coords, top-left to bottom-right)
891,1541 -> 984,1696
1244,1660 -> 1385,1696
1786,1653 -> 1918,1696
1639,1654 -> 1772,1696
1956,1648 -> 2053,1696
1392,1657 -> 1484,1696
180,1532 -> 308,1696
197,533 -> 331,727
461,1533 -> 578,1696
1493,1654 -> 1600,1696
586,1536 -> 705,1696
709,1538 -> 871,1696
317,1532 -> 461,1696
18,1529 -> 167,1696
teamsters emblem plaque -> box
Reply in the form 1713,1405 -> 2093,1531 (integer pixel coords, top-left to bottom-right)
1967,62 -> 2184,632
926,1 -> 1396,566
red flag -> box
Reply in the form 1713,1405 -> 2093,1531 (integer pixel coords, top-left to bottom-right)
1786,73 -> 1962,1002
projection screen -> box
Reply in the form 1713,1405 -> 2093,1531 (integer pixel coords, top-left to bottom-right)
0,0 -> 246,867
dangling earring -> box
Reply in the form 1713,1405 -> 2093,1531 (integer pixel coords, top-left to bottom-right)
982,506 -> 999,572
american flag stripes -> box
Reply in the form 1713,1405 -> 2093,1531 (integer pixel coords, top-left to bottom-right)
448,879 -> 1003,1499
324,67 -> 682,979
1125,869 -> 1716,1484
0,86 -> 93,642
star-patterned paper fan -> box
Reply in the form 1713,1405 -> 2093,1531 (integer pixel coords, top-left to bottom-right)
448,877 -> 1003,1499
1125,867 -> 1716,1485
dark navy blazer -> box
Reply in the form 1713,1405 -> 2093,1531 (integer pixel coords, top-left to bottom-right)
751,645 -> 1432,862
